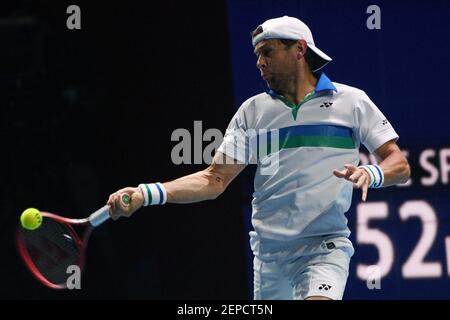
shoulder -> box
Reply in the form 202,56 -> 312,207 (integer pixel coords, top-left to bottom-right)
238,92 -> 273,113
333,82 -> 370,102
332,82 -> 378,113
242,92 -> 272,106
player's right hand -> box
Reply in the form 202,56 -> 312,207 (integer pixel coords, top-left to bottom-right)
107,187 -> 144,220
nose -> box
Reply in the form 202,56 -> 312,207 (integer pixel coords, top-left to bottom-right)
256,55 -> 267,70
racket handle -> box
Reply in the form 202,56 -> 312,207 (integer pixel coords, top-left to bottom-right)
89,205 -> 111,227
89,194 -> 131,227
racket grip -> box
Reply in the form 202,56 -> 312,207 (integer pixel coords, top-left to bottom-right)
89,205 -> 111,227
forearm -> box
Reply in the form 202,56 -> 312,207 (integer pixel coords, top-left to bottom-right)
378,151 -> 411,187
162,168 -> 225,203
108,153 -> 243,219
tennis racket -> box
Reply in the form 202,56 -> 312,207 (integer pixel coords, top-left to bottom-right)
16,194 -> 130,289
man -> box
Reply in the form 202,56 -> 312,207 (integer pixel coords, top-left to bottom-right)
107,16 -> 410,300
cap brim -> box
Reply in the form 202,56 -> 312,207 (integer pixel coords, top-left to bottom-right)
308,44 -> 332,71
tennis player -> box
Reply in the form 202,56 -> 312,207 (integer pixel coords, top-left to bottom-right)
107,16 -> 410,300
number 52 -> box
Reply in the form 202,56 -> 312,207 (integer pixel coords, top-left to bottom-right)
356,200 -> 444,280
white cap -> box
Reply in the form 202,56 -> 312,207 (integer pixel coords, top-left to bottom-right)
252,16 -> 332,71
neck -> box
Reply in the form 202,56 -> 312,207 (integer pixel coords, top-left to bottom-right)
280,68 -> 318,105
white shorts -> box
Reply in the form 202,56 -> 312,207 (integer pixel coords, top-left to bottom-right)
253,236 -> 354,300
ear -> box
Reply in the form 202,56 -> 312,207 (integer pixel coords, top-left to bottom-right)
296,39 -> 308,59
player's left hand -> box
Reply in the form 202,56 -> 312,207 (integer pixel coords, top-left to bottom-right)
333,164 -> 371,201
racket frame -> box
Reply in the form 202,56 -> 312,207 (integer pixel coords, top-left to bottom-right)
16,206 -> 110,289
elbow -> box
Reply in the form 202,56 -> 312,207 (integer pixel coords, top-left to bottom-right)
208,189 -> 223,200
207,183 -> 225,200
204,171 -> 227,200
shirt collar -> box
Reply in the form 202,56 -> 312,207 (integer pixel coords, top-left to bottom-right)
315,72 -> 337,92
267,72 -> 337,98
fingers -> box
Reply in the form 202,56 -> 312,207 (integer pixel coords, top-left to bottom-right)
107,190 -> 124,220
349,170 -> 364,183
107,194 -> 115,206
354,174 -> 367,188
333,164 -> 356,180
351,169 -> 370,201
333,169 -> 347,178
362,182 -> 368,202
107,187 -> 144,221
108,197 -> 119,220
334,164 -> 370,202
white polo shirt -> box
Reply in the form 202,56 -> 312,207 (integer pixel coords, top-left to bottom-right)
217,73 -> 399,255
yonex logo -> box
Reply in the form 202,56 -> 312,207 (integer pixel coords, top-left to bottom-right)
326,242 -> 336,249
320,102 -> 333,108
318,284 -> 332,291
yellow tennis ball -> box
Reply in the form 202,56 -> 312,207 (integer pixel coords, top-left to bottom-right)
20,208 -> 43,230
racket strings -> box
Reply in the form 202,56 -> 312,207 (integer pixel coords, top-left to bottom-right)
19,218 -> 81,285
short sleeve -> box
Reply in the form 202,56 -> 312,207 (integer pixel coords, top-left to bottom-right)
217,102 -> 253,164
354,91 -> 399,154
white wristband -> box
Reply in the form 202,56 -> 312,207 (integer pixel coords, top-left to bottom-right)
138,183 -> 167,206
359,165 -> 384,188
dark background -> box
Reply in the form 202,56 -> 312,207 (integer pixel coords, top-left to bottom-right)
1,0 -> 248,299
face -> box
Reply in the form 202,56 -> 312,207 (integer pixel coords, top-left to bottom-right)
254,39 -> 299,91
